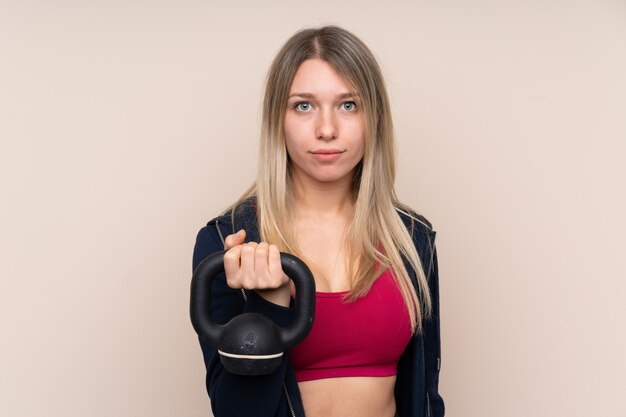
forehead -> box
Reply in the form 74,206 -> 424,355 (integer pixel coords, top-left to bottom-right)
289,58 -> 355,96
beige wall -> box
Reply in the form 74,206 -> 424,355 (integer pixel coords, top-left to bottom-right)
1,1 -> 625,416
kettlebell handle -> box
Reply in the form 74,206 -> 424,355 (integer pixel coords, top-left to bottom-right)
190,250 -> 316,351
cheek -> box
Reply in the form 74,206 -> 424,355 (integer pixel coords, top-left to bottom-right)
283,120 -> 293,158
283,117 -> 299,147
351,123 -> 366,157
284,118 -> 310,155
283,133 -> 301,164
283,126 -> 296,149
284,139 -> 296,160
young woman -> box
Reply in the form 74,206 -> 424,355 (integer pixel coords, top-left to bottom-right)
192,25 -> 444,417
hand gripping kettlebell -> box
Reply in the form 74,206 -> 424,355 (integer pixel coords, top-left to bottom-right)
190,250 -> 315,376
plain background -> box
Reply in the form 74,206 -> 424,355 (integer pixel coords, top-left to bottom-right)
1,1 -> 625,416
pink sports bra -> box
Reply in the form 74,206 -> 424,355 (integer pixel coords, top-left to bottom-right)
289,269 -> 413,382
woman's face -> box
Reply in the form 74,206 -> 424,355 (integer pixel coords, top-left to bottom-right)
284,58 -> 365,188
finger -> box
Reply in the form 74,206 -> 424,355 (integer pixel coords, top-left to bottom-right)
239,242 -> 258,289
224,229 -> 246,250
268,244 -> 285,286
254,242 -> 270,287
223,245 -> 243,288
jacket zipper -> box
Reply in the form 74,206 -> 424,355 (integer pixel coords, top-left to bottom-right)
284,383 -> 296,417
426,392 -> 432,417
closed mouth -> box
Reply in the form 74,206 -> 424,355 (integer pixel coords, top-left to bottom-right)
310,149 -> 345,154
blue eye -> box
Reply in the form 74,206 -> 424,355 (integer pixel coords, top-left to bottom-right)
294,101 -> 312,112
341,101 -> 357,112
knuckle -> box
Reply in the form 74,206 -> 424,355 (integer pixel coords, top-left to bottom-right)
240,274 -> 255,289
225,275 -> 240,289
241,245 -> 254,255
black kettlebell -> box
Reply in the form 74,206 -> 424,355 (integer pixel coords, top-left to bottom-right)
190,250 -> 315,376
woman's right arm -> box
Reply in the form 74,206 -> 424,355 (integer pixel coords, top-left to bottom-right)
192,222 -> 295,417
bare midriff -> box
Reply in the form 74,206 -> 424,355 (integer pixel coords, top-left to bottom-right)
298,375 -> 397,417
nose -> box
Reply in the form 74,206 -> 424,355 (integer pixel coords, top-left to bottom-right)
315,108 -> 337,141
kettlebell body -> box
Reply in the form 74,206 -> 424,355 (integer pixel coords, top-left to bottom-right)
190,250 -> 315,376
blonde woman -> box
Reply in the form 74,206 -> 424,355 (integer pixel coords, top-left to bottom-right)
192,25 -> 444,417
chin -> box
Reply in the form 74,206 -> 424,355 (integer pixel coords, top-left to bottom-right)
293,165 -> 356,185
311,172 -> 353,184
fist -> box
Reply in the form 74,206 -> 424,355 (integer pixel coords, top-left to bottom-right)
222,229 -> 289,291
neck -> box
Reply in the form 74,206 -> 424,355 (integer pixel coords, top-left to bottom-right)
291,173 -> 354,219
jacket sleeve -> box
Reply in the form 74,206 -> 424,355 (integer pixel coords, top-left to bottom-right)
423,231 -> 445,416
192,222 -> 295,417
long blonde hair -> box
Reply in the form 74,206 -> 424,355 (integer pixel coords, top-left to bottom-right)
225,25 -> 432,333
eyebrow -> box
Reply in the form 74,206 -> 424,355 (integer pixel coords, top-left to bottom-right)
288,92 -> 358,99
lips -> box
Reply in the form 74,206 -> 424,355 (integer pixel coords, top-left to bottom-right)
309,149 -> 345,162
310,149 -> 345,155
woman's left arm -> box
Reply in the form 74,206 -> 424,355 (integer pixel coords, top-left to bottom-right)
423,232 -> 445,416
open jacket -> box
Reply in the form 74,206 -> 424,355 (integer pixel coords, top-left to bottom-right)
191,197 -> 444,417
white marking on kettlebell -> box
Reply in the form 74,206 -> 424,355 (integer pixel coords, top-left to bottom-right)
218,350 -> 284,360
